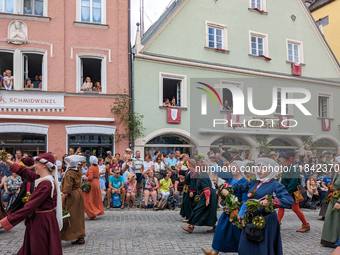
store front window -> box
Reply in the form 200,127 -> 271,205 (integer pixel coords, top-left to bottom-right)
269,138 -> 298,152
0,133 -> 46,156
210,136 -> 251,154
68,134 -> 113,157
146,134 -> 193,155
314,138 -> 337,156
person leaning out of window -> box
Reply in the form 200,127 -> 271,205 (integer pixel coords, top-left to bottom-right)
92,82 -> 102,92
24,78 -> 33,88
163,98 -> 171,107
81,77 -> 93,91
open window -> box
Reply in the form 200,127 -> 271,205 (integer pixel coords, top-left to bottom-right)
80,57 -> 102,92
0,51 -> 14,90
22,53 -> 43,89
162,78 -> 182,107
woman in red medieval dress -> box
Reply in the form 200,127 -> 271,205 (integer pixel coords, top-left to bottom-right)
0,153 -> 63,255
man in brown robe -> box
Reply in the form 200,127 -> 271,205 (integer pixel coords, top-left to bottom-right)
61,155 -> 86,244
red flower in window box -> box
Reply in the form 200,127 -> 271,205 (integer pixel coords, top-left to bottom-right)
259,55 -> 272,61
254,8 -> 265,13
215,48 -> 227,52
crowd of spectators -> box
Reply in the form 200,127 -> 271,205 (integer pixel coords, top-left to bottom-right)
1,145 -> 338,212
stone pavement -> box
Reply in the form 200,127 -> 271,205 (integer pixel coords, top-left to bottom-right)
0,209 -> 335,255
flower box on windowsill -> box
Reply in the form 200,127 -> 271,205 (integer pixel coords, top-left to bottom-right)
248,8 -> 268,15
204,47 -> 230,54
248,54 -> 271,61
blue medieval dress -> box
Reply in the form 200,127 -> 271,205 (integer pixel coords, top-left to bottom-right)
212,177 -> 248,253
233,180 -> 294,255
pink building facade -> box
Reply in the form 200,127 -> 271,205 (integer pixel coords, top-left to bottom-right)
0,0 -> 129,158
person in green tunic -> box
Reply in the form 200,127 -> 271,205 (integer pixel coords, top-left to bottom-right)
181,164 -> 218,233
180,160 -> 198,222
321,156 -> 340,248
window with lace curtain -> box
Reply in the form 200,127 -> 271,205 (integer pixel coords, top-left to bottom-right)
81,0 -> 102,24
23,0 -> 43,16
0,0 -> 14,14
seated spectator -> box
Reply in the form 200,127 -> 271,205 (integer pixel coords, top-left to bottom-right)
98,158 -> 107,201
170,97 -> 177,107
104,162 -> 113,190
3,70 -> 14,90
141,154 -> 154,175
161,152 -> 167,164
110,157 -> 121,174
107,168 -> 126,209
307,173 -> 321,197
33,75 -> 40,88
81,161 -> 88,175
163,98 -> 171,107
0,160 -> 11,191
126,173 -> 137,209
154,156 -> 165,180
0,72 -> 3,85
3,173 -> 22,208
23,76 -> 32,88
81,76 -> 93,91
143,168 -> 159,209
223,99 -> 232,111
92,82 -> 102,92
159,171 -> 173,203
174,170 -> 185,206
38,75 -> 42,88
322,171 -> 333,189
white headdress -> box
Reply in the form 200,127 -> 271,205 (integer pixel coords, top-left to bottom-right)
255,158 -> 279,183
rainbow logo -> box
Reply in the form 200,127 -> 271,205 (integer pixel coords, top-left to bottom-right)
196,82 -> 223,106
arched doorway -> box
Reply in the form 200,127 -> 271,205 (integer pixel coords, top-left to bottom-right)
210,136 -> 251,155
145,134 -> 195,156
269,138 -> 298,152
314,138 -> 338,156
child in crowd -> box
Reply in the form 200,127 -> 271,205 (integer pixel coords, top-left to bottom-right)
126,173 -> 137,209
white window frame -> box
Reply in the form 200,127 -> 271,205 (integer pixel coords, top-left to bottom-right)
205,21 -> 228,50
20,49 -> 47,91
0,0 -> 15,14
219,80 -> 243,111
76,0 -> 106,24
76,54 -> 107,94
249,31 -> 269,57
249,0 -> 266,11
1,0 -> 49,16
317,92 -> 333,118
286,39 -> 304,64
22,0 -> 45,16
275,88 -> 292,116
159,72 -> 187,108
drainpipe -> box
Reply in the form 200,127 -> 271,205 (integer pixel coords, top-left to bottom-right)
128,0 -> 134,150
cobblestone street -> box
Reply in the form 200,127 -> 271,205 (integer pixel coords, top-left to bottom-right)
0,209 -> 334,255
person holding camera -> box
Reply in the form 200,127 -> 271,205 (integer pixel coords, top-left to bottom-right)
143,168 -> 159,209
